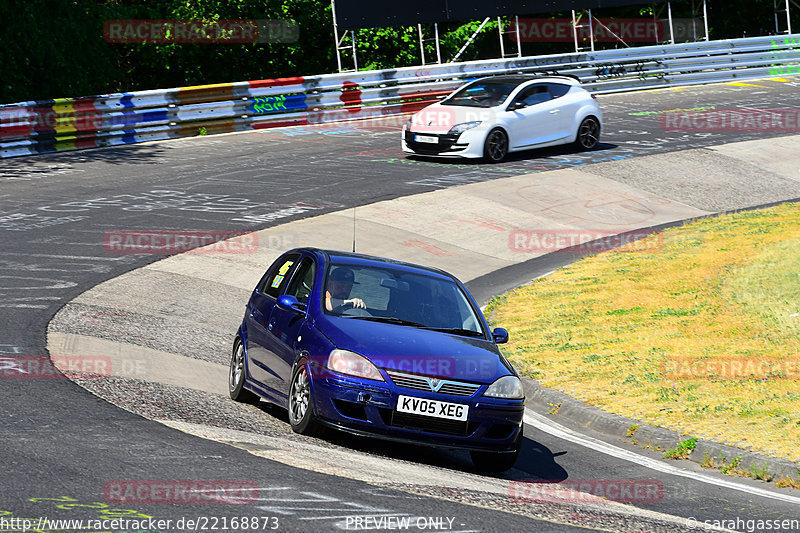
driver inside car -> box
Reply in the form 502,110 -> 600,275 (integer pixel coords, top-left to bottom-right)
325,267 -> 366,313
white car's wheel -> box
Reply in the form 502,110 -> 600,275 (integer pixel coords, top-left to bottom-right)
483,128 -> 508,163
575,116 -> 600,151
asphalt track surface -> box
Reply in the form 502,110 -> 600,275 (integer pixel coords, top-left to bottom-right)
2,78 -> 800,532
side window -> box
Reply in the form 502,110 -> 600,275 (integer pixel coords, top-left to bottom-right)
547,83 -> 571,99
285,258 -> 315,305
258,253 -> 300,298
518,85 -> 551,107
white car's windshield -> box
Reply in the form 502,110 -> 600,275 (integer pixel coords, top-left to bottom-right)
324,263 -> 485,336
442,80 -> 518,108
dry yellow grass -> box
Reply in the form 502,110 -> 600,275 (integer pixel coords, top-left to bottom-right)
487,203 -> 800,462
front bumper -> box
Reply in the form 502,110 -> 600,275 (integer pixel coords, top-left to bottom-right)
401,129 -> 485,159
311,368 -> 524,452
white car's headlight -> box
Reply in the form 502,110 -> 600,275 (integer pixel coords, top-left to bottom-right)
448,121 -> 482,134
327,349 -> 384,381
483,376 -> 524,399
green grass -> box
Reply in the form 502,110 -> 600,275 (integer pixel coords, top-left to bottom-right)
664,438 -> 698,459
487,203 -> 800,462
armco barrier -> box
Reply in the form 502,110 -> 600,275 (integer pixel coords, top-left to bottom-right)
2,34 -> 799,159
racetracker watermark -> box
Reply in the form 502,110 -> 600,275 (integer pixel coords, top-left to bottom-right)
513,18 -> 701,43
407,108 -> 494,131
663,357 -> 800,380
661,108 -> 800,132
306,354 -> 497,380
515,18 -> 663,42
0,356 -> 111,379
104,480 -> 258,504
509,479 -> 664,504
103,230 -> 258,254
509,229 -> 661,254
103,19 -> 298,43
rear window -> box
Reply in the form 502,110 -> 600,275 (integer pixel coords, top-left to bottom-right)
547,83 -> 571,98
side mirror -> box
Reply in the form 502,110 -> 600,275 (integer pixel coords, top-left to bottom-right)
277,294 -> 306,313
507,101 -> 526,111
492,327 -> 509,344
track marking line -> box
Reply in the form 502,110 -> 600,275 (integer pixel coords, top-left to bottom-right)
523,410 -> 800,505
724,82 -> 774,88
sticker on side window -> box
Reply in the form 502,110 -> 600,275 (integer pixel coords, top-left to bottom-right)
271,260 -> 294,288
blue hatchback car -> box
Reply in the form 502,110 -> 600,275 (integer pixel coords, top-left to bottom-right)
229,248 -> 525,471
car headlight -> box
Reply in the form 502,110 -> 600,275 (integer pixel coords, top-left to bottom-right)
327,349 -> 384,381
448,121 -> 482,134
483,376 -> 524,399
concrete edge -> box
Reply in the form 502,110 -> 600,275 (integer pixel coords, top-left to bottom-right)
467,197 -> 800,306
521,377 -> 800,481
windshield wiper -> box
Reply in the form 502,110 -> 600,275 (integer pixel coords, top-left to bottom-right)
343,316 -> 427,328
343,317 -> 485,337
423,327 -> 485,337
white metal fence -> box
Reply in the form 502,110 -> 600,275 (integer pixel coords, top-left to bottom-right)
1,34 -> 798,159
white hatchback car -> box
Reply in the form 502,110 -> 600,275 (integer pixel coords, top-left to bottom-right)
402,75 -> 602,162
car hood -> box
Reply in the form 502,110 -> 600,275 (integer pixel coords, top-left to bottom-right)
408,102 -> 499,134
316,316 -> 512,383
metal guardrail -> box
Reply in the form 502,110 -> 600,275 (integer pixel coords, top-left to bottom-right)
1,34 -> 799,159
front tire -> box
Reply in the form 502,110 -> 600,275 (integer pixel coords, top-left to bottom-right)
483,128 -> 509,163
574,116 -> 600,151
288,360 -> 323,436
229,338 -> 259,404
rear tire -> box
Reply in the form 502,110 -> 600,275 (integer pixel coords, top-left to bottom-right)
470,430 -> 522,472
574,116 -> 600,151
229,338 -> 259,404
288,360 -> 323,436
483,128 -> 509,163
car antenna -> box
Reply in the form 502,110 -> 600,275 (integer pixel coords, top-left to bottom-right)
352,207 -> 357,253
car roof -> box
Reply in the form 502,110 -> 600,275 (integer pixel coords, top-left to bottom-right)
471,74 -> 580,86
290,247 -> 455,279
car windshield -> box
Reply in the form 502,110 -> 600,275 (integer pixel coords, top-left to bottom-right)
442,80 -> 518,108
323,262 -> 485,337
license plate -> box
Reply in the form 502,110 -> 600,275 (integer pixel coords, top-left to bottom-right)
396,395 -> 468,421
414,134 -> 438,144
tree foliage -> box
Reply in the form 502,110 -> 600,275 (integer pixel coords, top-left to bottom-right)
0,0 -> 794,104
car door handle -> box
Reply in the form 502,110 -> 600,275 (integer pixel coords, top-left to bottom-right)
268,318 -> 276,330
549,109 -> 560,114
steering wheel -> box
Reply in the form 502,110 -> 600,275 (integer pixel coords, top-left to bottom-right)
341,306 -> 372,317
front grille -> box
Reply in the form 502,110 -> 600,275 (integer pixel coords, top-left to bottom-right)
379,409 -> 477,436
404,131 -> 462,154
386,370 -> 481,397
439,383 -> 482,396
385,371 -> 430,393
